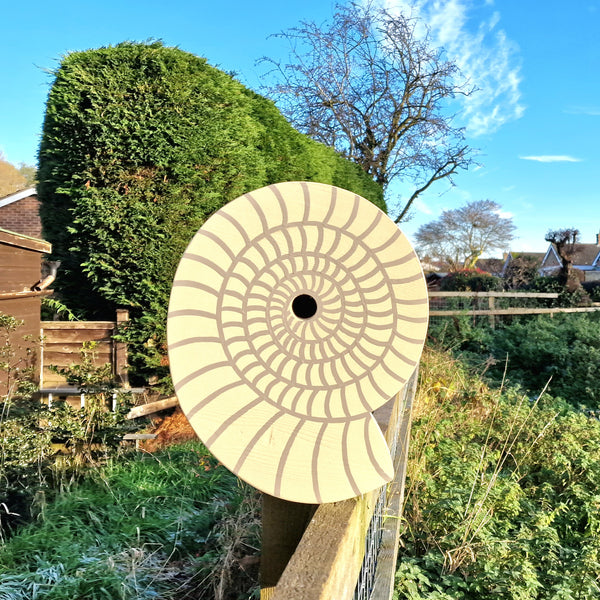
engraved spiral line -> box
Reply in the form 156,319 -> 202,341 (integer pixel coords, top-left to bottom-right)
168,181 -> 428,503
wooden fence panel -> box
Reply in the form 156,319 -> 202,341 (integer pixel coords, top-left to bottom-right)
40,312 -> 129,389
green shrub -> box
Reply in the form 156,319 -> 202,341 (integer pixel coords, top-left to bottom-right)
485,313 -> 600,408
397,347 -> 600,599
530,275 -> 590,307
0,321 -> 134,538
440,269 -> 503,292
38,41 -> 384,387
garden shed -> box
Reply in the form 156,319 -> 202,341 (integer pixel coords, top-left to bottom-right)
0,227 -> 51,388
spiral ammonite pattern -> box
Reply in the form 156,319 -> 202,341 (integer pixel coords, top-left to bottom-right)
167,182 -> 428,503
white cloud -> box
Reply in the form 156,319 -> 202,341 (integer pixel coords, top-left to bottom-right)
386,0 -> 524,136
565,106 -> 600,116
413,197 -> 434,214
494,208 -> 513,219
520,155 -> 582,163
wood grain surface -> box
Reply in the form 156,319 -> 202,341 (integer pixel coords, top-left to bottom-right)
167,182 -> 428,503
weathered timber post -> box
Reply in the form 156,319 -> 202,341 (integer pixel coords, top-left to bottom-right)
114,309 -> 129,387
260,497 -> 317,599
488,296 -> 496,328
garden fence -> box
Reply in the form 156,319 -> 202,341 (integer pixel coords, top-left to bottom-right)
39,309 -> 130,408
429,291 -> 600,328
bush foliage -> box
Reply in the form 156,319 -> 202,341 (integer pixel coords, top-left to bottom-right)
429,311 -> 600,409
439,269 -> 503,292
397,347 -> 600,599
38,41 -> 384,385
0,314 -> 134,537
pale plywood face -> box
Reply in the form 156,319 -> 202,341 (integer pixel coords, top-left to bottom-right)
167,182 -> 428,503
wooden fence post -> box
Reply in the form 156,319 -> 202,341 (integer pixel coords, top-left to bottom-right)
488,296 -> 496,328
260,496 -> 317,599
114,309 -> 129,387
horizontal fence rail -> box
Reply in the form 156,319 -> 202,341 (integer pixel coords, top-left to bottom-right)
428,291 -> 600,326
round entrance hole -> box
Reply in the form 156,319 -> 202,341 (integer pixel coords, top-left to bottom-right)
292,294 -> 318,319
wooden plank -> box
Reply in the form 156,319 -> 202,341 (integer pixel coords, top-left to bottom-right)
260,497 -> 318,598
42,332 -> 113,344
270,491 -> 378,600
0,290 -> 53,300
429,291 -> 559,298
42,342 -> 112,354
430,306 -> 600,316
126,396 -> 179,419
0,229 -> 51,253
41,321 -> 116,330
43,349 -> 112,363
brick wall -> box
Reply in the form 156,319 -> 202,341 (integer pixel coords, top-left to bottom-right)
0,194 -> 43,239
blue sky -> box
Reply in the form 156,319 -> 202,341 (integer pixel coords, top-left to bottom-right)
1,0 -> 599,253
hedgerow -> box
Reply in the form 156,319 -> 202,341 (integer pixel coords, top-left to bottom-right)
37,41 -> 384,386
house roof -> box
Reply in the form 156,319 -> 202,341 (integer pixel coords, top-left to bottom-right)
541,241 -> 600,270
569,243 -> 600,266
0,227 -> 51,253
0,187 -> 36,208
475,257 -> 505,275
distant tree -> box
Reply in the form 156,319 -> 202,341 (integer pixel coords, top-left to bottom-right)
416,200 -> 515,271
545,228 -> 580,288
0,157 -> 27,196
17,163 -> 37,187
263,1 -> 473,222
503,254 -> 542,290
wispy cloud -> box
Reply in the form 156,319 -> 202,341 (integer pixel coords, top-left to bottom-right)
387,0 -> 524,136
520,155 -> 582,163
565,106 -> 600,116
413,198 -> 434,215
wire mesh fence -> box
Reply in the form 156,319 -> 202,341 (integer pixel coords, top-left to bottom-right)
352,370 -> 417,600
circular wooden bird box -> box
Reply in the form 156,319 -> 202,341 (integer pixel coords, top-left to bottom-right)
167,182 -> 428,503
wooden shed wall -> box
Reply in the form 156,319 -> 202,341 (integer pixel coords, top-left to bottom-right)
0,296 -> 42,392
0,229 -> 50,391
0,241 -> 44,293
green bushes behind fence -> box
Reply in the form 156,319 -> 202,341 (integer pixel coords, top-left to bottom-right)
37,41 -> 384,386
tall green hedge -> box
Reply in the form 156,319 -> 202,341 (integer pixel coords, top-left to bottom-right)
38,41 -> 384,385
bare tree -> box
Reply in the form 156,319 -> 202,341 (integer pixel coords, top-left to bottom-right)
415,199 -> 515,271
262,1 -> 473,222
545,228 -> 580,287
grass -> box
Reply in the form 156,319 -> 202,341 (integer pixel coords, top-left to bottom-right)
0,441 -> 260,600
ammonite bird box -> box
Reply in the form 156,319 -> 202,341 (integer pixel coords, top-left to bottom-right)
167,182 -> 428,503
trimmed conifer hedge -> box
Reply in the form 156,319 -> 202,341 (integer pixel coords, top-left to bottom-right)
38,41 -> 384,385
